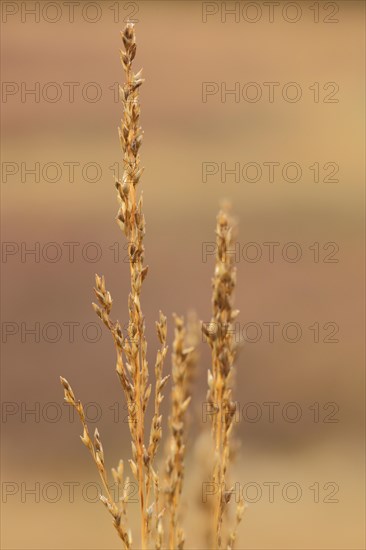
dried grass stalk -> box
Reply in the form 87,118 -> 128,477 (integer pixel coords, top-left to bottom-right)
165,315 -> 195,549
61,23 -> 168,550
202,209 -> 244,549
60,377 -> 132,548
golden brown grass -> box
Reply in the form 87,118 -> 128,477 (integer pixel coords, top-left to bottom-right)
61,22 -> 244,550
202,209 -> 245,549
165,315 -> 194,549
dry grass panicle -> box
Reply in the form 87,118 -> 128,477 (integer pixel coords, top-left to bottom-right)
61,22 -> 244,550
165,314 -> 194,550
202,209 -> 245,549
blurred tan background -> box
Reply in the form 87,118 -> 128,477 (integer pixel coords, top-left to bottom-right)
1,1 -> 365,548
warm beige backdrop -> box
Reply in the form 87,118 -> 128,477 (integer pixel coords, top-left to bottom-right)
1,1 -> 365,549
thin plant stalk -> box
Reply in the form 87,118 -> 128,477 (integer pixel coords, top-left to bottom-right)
202,209 -> 244,549
165,315 -> 194,549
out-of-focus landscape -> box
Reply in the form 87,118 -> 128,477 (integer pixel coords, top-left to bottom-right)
1,1 -> 365,548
